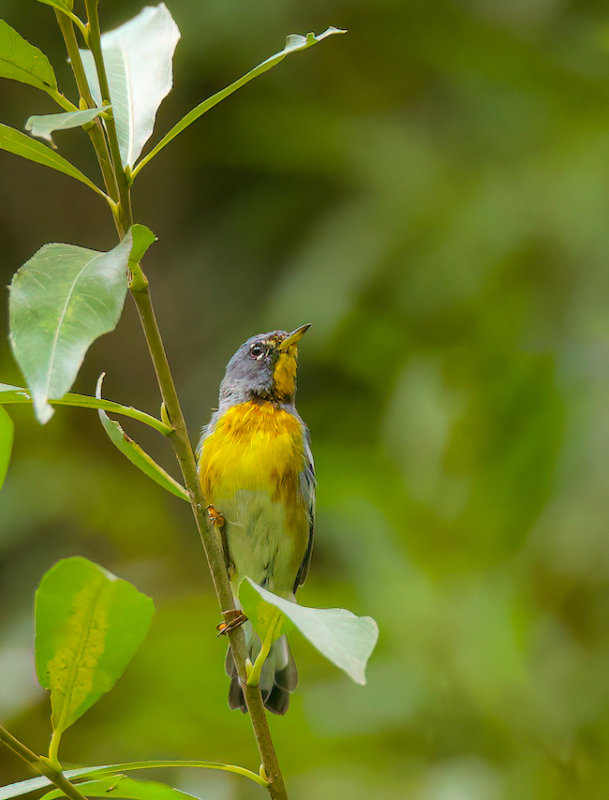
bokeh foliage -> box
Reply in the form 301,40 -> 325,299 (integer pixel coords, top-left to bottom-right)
2,0 -> 609,798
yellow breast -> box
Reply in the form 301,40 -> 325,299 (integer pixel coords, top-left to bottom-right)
198,401 -> 304,503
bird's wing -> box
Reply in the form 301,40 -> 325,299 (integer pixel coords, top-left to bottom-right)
294,427 -> 316,591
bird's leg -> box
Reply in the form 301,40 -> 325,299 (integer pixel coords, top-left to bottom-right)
206,504 -> 247,636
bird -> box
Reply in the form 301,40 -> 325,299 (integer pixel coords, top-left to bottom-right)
197,324 -> 315,715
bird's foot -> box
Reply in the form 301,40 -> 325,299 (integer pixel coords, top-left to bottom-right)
217,608 -> 248,637
206,504 -> 224,528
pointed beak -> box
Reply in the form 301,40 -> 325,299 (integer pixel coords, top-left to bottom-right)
279,323 -> 311,352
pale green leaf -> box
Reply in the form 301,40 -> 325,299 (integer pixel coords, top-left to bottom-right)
0,405 -> 14,489
0,123 -> 105,196
35,557 -> 154,735
25,105 -> 110,145
0,20 -> 57,96
132,27 -> 346,179
0,383 -> 171,436
239,578 -> 378,685
96,376 -> 188,501
41,776 -> 198,800
9,232 -> 133,424
239,577 -> 293,646
80,4 -> 180,167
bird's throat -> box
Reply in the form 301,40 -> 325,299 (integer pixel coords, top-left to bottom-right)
272,350 -> 297,401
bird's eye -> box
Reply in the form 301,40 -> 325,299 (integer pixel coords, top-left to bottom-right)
250,343 -> 265,360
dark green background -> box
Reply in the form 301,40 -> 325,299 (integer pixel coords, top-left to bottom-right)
2,1 -> 609,798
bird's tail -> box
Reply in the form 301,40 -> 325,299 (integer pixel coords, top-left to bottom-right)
225,621 -> 298,715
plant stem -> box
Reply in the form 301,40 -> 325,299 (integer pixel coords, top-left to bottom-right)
54,10 -> 119,205
0,725 -> 88,800
84,0 -> 132,231
75,7 -> 289,799
129,289 -> 288,800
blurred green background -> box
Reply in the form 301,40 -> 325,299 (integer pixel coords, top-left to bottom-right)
2,0 -> 609,798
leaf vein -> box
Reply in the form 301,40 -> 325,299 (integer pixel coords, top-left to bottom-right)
52,578 -> 106,734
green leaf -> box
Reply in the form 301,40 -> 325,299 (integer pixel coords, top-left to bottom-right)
0,123 -> 106,197
0,405 -> 14,489
35,557 -> 154,739
0,383 -> 172,436
96,376 -> 188,501
80,4 -> 181,167
0,760 -> 268,800
9,232 -> 134,424
239,578 -> 378,685
41,776 -> 198,800
25,105 -> 110,146
0,20 -> 58,96
132,27 -> 346,179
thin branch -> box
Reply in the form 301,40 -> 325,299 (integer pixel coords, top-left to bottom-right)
128,290 -> 288,800
49,3 -> 89,42
0,725 -> 88,800
84,0 -> 132,231
54,10 -> 119,205
133,294 -> 289,800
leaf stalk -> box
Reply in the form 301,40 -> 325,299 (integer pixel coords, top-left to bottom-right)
47,732 -> 60,772
246,627 -> 274,688
0,387 -> 172,435
48,90 -> 78,113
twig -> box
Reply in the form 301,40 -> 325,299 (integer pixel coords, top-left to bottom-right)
0,725 -> 88,800
54,10 -> 119,205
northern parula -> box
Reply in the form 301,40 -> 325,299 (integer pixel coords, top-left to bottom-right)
197,324 -> 315,715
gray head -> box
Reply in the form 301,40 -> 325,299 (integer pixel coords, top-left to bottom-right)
219,324 -> 311,408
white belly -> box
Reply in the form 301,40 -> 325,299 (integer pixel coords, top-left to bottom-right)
215,489 -> 301,598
